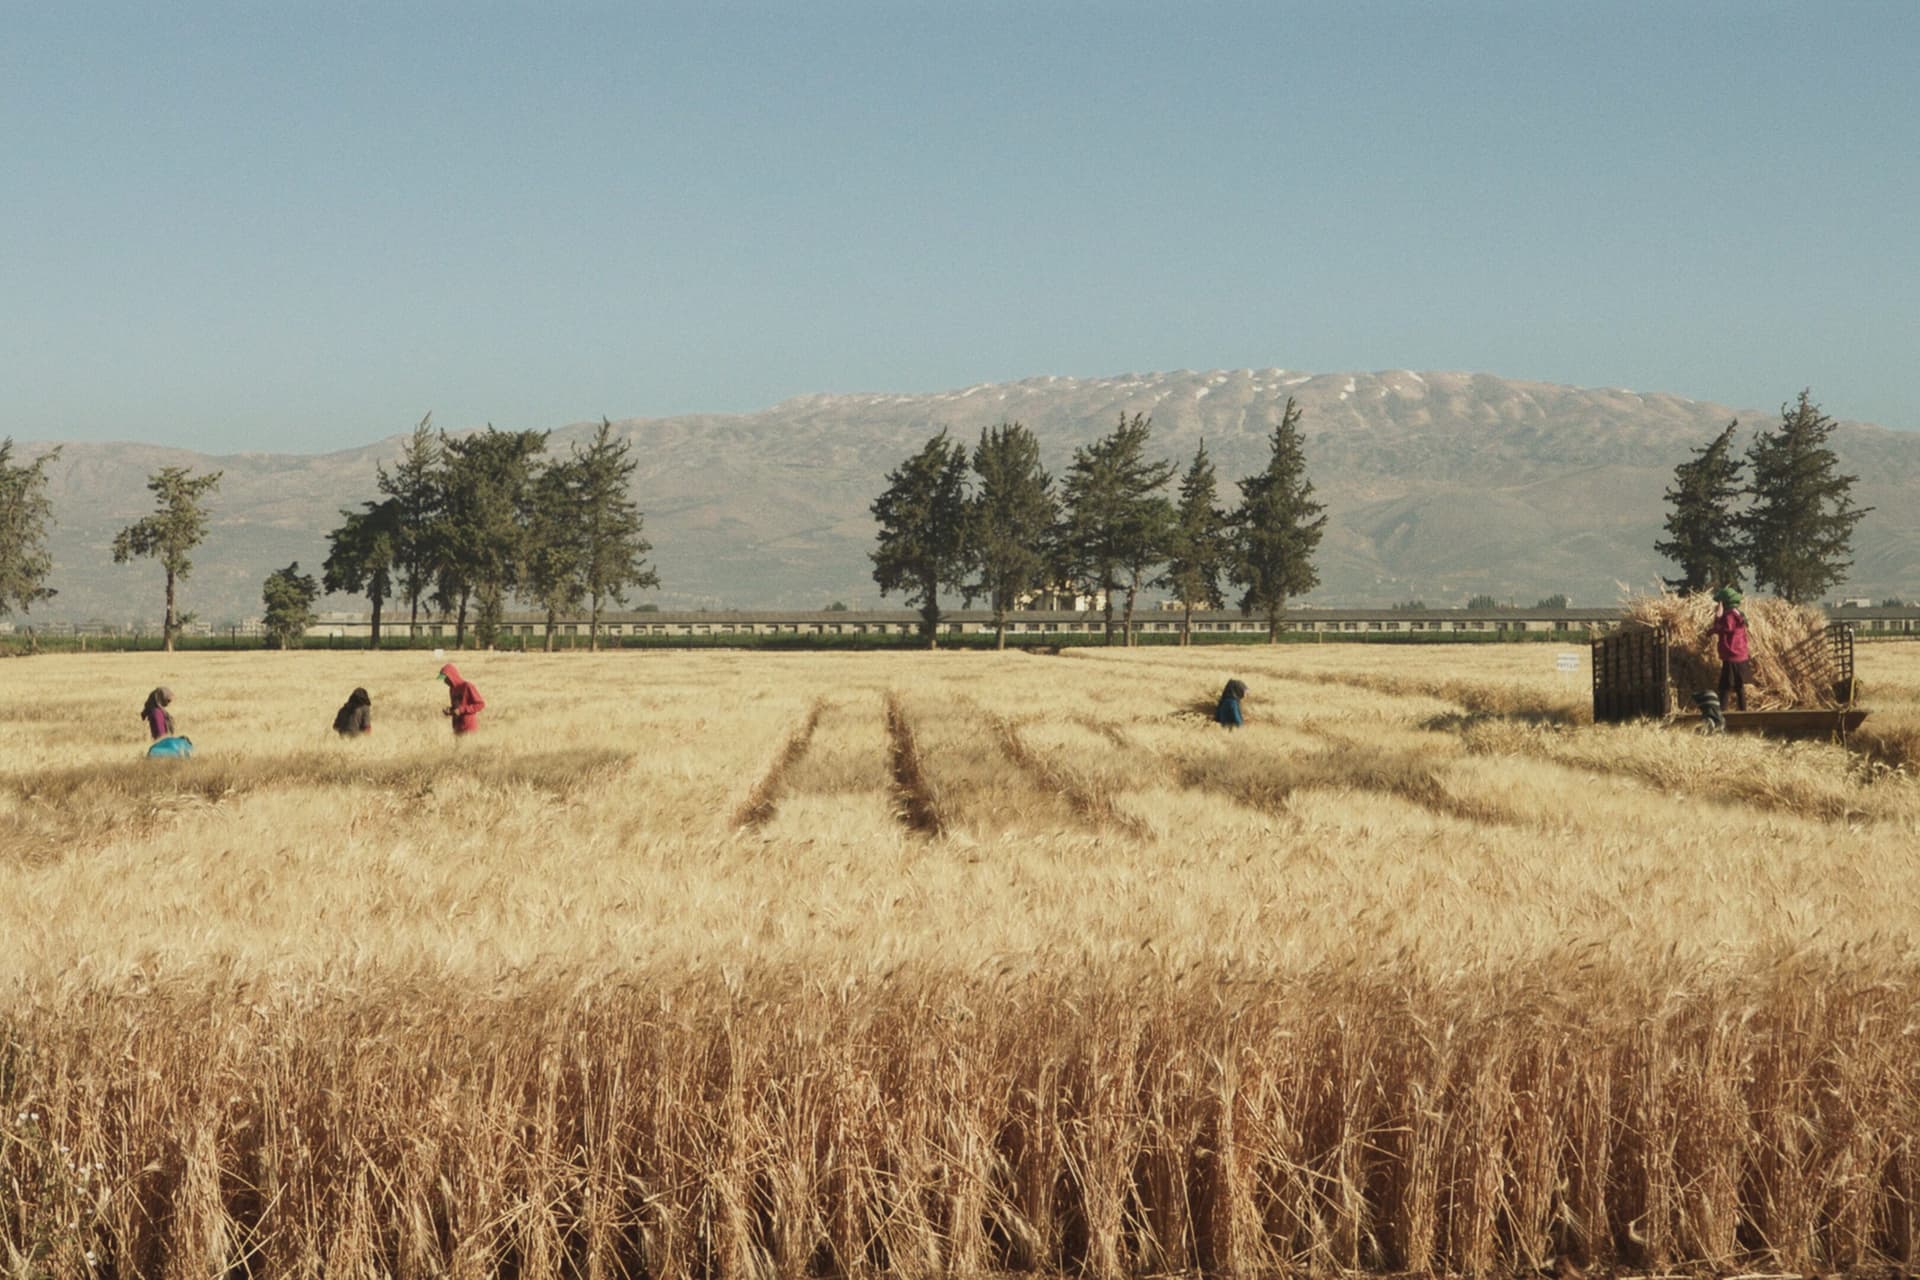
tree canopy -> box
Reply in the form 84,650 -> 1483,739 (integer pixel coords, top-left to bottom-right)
965,422 -> 1056,649
1654,420 -> 1746,592
1060,413 -> 1175,645
1229,397 -> 1325,643
1156,441 -> 1228,645
323,499 -> 401,648
1741,391 -> 1871,604
568,419 -> 657,649
434,427 -> 548,647
261,562 -> 320,649
870,430 -> 971,646
112,465 -> 222,652
376,414 -> 443,637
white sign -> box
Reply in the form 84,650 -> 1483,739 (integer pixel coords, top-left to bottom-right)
1556,652 -> 1582,673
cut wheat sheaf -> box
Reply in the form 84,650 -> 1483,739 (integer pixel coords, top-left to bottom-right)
3,643 -> 1919,1276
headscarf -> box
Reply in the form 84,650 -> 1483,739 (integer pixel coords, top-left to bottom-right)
333,686 -> 371,734
140,687 -> 173,719
1223,679 -> 1248,701
1713,586 -> 1744,607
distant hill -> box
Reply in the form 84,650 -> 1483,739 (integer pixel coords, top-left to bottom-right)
15,369 -> 1919,625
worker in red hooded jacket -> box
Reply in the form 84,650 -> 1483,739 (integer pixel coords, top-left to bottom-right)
438,663 -> 485,734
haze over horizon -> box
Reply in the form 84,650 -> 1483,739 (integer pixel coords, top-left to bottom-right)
6,2 -> 1918,454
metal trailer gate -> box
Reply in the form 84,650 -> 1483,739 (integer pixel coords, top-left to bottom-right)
1591,626 -> 1672,723
1774,622 -> 1858,707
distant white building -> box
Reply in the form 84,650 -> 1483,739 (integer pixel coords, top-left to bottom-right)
1016,583 -> 1106,612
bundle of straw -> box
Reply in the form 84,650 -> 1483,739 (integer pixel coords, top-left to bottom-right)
1620,591 -> 1837,711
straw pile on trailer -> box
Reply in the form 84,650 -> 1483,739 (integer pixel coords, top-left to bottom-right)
1620,591 -> 1839,711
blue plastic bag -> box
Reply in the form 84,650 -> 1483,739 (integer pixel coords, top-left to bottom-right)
147,735 -> 194,759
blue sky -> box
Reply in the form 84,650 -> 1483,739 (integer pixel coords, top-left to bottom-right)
5,1 -> 1916,453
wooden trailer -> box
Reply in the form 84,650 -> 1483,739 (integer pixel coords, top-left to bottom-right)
1591,623 -> 1865,740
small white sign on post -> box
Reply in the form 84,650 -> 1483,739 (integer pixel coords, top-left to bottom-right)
1556,652 -> 1582,674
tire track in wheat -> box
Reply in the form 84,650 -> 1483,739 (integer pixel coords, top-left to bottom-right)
1300,723 -> 1527,826
732,699 -> 828,829
884,693 -> 946,837
988,713 -> 1149,839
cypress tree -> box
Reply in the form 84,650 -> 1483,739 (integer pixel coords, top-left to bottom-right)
966,421 -> 1056,649
871,430 -> 971,647
1654,420 -> 1746,592
1156,441 -> 1228,645
571,419 -> 657,650
377,414 -> 443,640
1229,396 -> 1326,643
1741,390 -> 1871,604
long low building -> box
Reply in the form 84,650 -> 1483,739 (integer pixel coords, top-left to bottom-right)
305,604 -> 1920,642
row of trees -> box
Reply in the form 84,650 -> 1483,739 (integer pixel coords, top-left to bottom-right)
321,416 -> 659,650
869,399 -> 1327,647
0,416 -> 659,652
1657,390 -> 1871,603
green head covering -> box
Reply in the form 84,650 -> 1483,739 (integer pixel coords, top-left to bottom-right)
1714,586 -> 1743,606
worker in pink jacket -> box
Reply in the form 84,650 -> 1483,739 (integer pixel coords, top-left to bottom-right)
1707,587 -> 1751,712
438,663 -> 486,735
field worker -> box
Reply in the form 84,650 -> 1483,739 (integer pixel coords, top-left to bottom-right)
1214,678 -> 1247,729
333,687 -> 372,736
140,687 -> 176,740
1707,587 -> 1752,712
438,663 -> 485,735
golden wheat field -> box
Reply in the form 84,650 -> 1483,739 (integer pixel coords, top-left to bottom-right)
5,641 -> 1920,1278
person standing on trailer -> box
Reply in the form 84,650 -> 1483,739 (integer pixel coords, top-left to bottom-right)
1707,587 -> 1752,713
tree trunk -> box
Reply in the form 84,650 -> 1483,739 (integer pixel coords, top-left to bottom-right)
1268,604 -> 1282,644
456,589 -> 470,648
544,607 -> 557,652
163,568 -> 177,653
994,601 -> 1006,650
921,580 -> 940,649
1102,575 -> 1116,646
590,592 -> 601,652
409,594 -> 420,642
1182,604 -> 1193,646
1123,575 -> 1140,647
370,594 -> 383,650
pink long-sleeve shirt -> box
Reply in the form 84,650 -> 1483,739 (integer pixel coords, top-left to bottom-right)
1708,606 -> 1750,663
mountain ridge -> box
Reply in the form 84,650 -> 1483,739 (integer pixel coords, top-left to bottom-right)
14,369 -> 1917,625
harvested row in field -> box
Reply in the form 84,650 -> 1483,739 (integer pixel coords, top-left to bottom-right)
732,698 -> 828,828
884,692 -> 946,836
1163,723 -> 1523,829
1296,667 -> 1588,725
987,711 -> 1150,838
